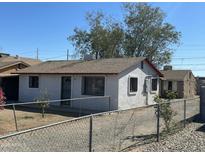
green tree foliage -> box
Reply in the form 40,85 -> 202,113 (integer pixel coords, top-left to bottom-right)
69,3 -> 181,67
69,12 -> 124,59
123,3 -> 181,67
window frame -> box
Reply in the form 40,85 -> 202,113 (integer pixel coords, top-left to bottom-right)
82,76 -> 105,96
29,76 -> 39,88
129,77 -> 138,94
151,77 -> 158,92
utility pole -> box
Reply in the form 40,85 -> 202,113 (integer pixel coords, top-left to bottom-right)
67,49 -> 69,61
36,48 -> 39,60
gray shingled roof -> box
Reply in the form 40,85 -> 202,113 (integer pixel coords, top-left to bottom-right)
16,57 -> 152,74
161,70 -> 191,81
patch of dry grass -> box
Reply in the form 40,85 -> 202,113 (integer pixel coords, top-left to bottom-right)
0,108 -> 74,136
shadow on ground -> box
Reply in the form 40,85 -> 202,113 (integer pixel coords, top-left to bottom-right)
5,106 -> 80,117
120,134 -> 156,151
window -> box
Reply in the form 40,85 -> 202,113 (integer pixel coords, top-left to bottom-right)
151,78 -> 158,91
141,61 -> 144,69
168,81 -> 172,91
29,76 -> 39,88
129,77 -> 138,93
82,76 -> 105,96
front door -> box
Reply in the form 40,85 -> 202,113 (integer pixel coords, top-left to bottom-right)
61,77 -> 71,106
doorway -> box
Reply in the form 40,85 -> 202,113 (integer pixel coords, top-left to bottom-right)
61,76 -> 71,106
1,76 -> 19,101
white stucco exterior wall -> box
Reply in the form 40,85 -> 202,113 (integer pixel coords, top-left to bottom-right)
19,74 -> 118,111
117,62 -> 160,110
18,60 -> 160,111
19,74 -> 61,104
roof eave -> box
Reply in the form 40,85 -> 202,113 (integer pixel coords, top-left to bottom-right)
144,59 -> 164,77
0,61 -> 30,70
13,72 -> 119,75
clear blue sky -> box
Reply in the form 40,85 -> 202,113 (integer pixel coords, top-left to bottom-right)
0,2 -> 205,76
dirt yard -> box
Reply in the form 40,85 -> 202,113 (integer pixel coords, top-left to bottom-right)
0,107 -> 75,136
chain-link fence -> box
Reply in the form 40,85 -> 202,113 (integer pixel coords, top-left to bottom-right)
0,96 -> 200,152
0,96 -> 110,136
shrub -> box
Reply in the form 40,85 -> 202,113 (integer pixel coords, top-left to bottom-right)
164,90 -> 178,99
154,94 -> 177,133
0,88 -> 6,110
35,90 -> 49,118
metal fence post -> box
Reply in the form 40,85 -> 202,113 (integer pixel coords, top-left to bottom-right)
108,96 -> 111,111
12,105 -> 18,131
89,115 -> 93,152
79,101 -> 82,117
156,104 -> 160,142
184,99 -> 187,128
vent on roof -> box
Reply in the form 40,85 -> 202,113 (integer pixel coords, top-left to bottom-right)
84,54 -> 95,61
163,65 -> 172,71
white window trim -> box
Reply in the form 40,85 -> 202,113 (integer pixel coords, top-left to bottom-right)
128,76 -> 138,95
151,77 -> 158,93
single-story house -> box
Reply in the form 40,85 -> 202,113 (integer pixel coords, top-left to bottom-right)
196,77 -> 205,95
15,57 -> 163,111
0,53 -> 41,100
160,66 -> 197,99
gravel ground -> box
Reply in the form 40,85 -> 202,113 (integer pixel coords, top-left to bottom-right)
131,122 -> 205,152
0,107 -> 157,152
0,98 -> 200,152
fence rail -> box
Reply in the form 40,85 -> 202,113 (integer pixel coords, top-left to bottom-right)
0,96 -> 200,152
0,96 -> 111,107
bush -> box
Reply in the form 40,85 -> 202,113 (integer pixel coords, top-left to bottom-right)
164,90 -> 178,99
0,88 -> 6,110
154,94 -> 177,133
35,90 -> 50,118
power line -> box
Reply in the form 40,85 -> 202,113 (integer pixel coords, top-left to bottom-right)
41,55 -> 67,61
185,70 -> 205,72
172,57 -> 205,60
171,63 -> 205,66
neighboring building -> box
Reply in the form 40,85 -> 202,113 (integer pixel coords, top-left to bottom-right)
160,66 -> 197,99
0,53 -> 41,100
16,57 -> 163,111
196,77 -> 205,95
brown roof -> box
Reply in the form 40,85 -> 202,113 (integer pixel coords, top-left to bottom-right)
0,61 -> 30,70
0,56 -> 41,66
15,57 -> 163,76
161,70 -> 192,81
